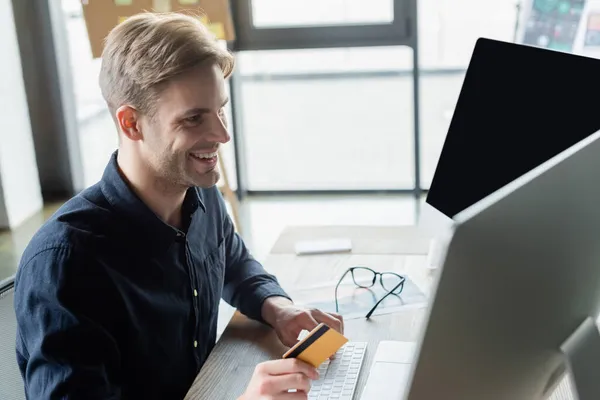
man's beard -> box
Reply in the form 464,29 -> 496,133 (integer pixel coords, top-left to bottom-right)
151,151 -> 189,190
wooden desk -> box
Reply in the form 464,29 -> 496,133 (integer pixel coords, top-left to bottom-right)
185,226 -> 573,400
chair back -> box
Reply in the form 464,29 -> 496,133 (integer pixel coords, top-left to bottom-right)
0,276 -> 25,400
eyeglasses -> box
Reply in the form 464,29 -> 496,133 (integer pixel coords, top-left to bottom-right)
335,266 -> 406,319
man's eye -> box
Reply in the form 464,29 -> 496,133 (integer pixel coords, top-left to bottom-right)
183,111 -> 224,126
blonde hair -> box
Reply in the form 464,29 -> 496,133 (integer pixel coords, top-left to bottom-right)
99,12 -> 234,116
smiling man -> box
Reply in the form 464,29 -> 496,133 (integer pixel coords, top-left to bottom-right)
13,12 -> 342,400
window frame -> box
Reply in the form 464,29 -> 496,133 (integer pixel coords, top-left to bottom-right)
229,0 -> 416,51
227,0 -> 423,197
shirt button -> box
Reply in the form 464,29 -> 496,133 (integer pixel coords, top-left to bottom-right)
194,341 -> 198,348
194,289 -> 198,297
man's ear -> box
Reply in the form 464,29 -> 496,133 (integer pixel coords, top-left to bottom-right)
116,105 -> 142,141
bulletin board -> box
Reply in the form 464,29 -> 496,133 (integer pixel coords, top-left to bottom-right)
569,0 -> 600,58
81,0 -> 235,58
515,0 -> 587,52
584,10 -> 600,46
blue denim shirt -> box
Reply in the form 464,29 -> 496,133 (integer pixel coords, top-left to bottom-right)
13,151 -> 290,399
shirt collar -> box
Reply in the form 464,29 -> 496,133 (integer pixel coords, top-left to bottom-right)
99,151 -> 206,248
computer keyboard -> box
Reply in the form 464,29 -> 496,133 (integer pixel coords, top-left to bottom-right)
308,341 -> 367,400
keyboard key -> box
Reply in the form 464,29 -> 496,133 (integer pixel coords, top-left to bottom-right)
307,342 -> 367,400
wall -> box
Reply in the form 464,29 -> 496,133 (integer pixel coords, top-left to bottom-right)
0,0 -> 43,228
12,0 -> 84,200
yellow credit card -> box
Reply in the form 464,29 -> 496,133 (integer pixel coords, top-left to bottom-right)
282,323 -> 348,368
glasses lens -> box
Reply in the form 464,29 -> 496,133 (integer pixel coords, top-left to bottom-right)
381,273 -> 405,294
351,267 -> 376,288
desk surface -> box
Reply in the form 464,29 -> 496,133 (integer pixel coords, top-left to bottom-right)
185,225 -> 573,400
269,225 -> 432,255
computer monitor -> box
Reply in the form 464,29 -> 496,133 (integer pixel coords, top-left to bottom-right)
421,37 -> 600,237
406,128 -> 600,399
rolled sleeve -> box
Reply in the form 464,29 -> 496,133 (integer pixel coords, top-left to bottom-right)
14,246 -> 122,400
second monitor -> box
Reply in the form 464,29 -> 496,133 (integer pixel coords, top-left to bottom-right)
422,37 -> 600,233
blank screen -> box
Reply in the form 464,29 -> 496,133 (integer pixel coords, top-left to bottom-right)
427,38 -> 600,218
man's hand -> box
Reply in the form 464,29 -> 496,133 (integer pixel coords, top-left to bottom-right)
261,297 -> 344,348
239,358 -> 319,400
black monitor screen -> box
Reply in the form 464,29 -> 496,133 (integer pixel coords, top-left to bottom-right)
427,38 -> 600,218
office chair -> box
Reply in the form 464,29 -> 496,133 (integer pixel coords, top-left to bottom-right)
0,276 -> 25,400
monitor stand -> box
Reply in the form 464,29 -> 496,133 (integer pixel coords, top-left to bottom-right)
560,317 -> 600,400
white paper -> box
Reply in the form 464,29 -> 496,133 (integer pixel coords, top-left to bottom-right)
294,238 -> 352,255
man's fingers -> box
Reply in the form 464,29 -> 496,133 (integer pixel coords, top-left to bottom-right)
312,309 -> 344,334
276,391 -> 309,400
260,358 -> 319,380
299,311 -> 320,331
267,373 -> 312,394
329,312 -> 344,334
281,312 -> 320,347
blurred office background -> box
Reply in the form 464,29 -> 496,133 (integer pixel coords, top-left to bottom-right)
0,0 -> 522,280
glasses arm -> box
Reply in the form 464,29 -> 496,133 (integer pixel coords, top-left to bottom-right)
334,268 -> 352,313
365,279 -> 405,319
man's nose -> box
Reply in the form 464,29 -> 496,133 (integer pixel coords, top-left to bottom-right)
208,113 -> 231,144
